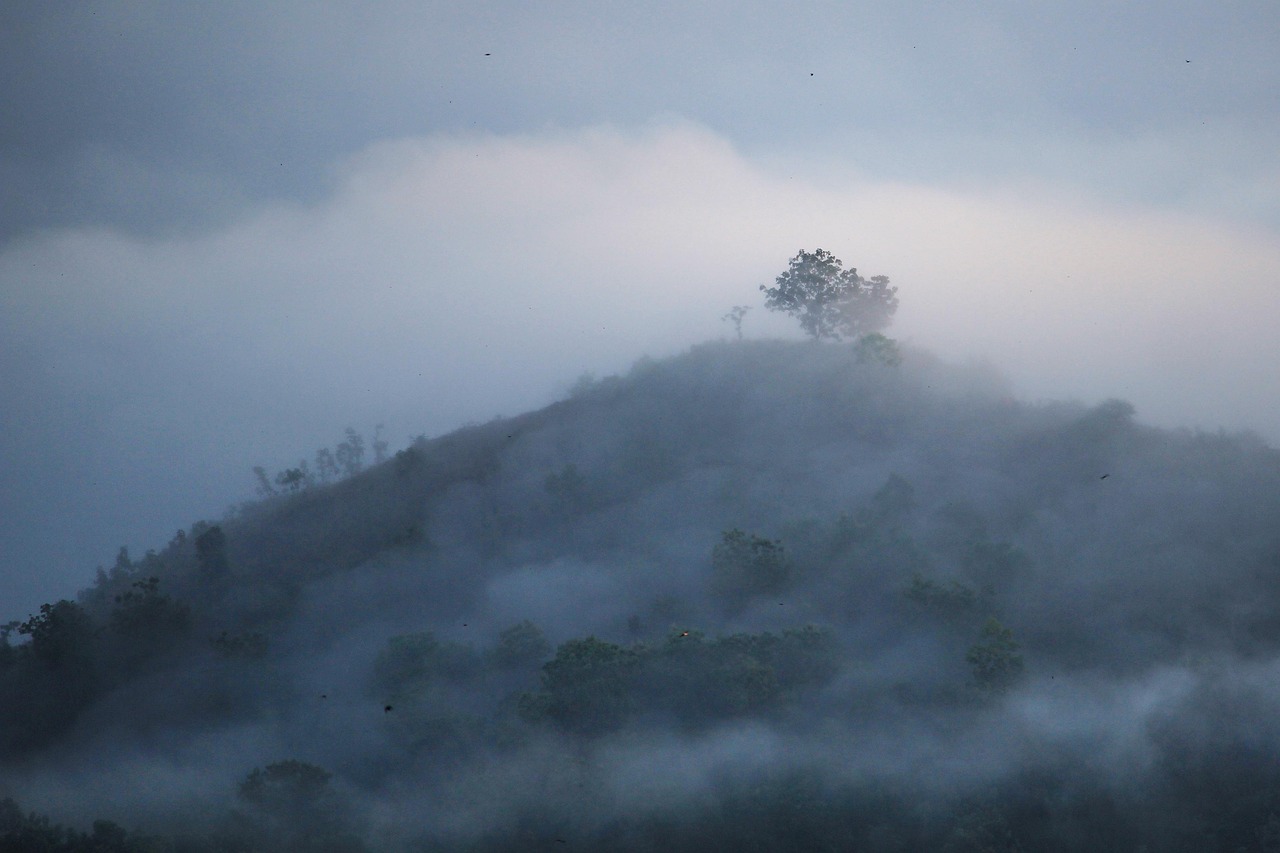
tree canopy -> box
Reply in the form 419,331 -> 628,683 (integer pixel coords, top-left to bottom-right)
760,248 -> 897,341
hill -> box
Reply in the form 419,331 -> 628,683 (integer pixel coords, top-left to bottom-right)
3,339 -> 1280,851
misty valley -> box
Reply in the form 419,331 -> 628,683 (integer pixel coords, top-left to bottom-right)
4,337 -> 1280,851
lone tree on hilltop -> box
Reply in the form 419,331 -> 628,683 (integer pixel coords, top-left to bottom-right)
760,249 -> 897,341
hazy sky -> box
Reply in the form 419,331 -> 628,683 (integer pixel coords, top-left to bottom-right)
2,1 -> 1278,616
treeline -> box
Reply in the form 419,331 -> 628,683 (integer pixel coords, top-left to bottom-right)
9,733 -> 1280,852
4,339 -> 1280,850
0,759 -> 366,852
368,620 -> 842,753
251,425 -> 394,497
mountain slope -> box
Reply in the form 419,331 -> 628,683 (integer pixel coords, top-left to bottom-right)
4,339 -> 1280,851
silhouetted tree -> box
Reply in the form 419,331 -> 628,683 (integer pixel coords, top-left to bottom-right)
252,465 -> 277,498
274,467 -> 306,493
18,600 -> 96,671
854,331 -> 902,366
372,424 -> 389,466
760,248 -> 897,341
335,427 -> 365,478
314,447 -> 339,484
11,600 -> 100,748
721,305 -> 751,340
195,525 -> 229,582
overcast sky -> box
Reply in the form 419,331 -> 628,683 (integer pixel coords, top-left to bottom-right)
2,1 -> 1278,616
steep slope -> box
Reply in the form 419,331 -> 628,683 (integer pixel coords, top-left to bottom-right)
4,339 -> 1280,851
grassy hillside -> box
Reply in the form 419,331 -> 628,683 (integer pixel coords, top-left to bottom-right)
4,339 -> 1280,851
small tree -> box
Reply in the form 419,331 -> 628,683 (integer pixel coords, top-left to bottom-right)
252,466 -> 277,498
334,428 -> 365,478
314,447 -> 339,484
274,467 -> 306,493
854,332 -> 903,366
760,249 -> 897,341
721,305 -> 751,340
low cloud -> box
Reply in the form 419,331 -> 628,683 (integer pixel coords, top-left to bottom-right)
2,121 -> 1278,614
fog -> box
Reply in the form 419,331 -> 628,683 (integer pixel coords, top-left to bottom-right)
4,123 -> 1279,616
2,3 -> 1280,849
5,1 -> 1279,614
3,338 -> 1280,849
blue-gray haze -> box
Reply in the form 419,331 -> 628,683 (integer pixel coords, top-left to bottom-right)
1,8 -> 1279,843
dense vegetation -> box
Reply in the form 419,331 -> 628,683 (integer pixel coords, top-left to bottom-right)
3,339 -> 1280,850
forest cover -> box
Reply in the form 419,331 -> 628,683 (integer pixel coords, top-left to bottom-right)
3,327 -> 1280,850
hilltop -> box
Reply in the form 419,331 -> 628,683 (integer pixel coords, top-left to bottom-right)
4,338 -> 1280,851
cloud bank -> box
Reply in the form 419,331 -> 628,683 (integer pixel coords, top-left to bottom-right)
2,121 -> 1278,615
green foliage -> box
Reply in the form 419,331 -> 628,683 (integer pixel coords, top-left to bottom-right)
195,524 -> 229,582
374,633 -> 440,697
854,331 -> 903,366
15,339 -> 1280,849
0,797 -> 158,852
489,620 -> 551,670
104,576 -> 193,674
393,445 -> 423,475
238,759 -> 331,812
768,624 -> 842,689
640,629 -> 781,720
1072,398 -> 1136,442
274,466 -> 308,492
0,623 -> 16,671
711,529 -> 792,609
966,618 -> 1024,694
3,601 -> 100,752
18,600 -> 96,671
534,636 -> 638,734
906,575 -> 978,622
372,632 -> 478,698
110,576 -> 191,639
521,626 -> 840,735
760,248 -> 898,341
235,760 -> 365,852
